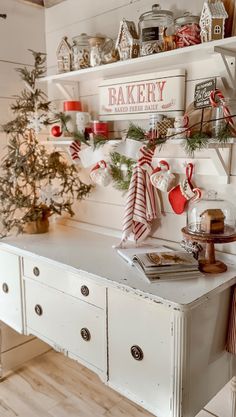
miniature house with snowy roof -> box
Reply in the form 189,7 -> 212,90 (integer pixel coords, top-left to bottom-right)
56,36 -> 72,73
115,19 -> 140,61
200,0 -> 228,42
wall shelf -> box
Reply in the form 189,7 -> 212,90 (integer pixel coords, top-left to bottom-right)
41,36 -> 236,84
42,137 -> 235,184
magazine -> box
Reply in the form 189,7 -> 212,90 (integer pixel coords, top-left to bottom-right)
132,251 -> 200,283
117,245 -> 173,265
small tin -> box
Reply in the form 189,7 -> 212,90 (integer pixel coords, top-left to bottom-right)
92,121 -> 109,138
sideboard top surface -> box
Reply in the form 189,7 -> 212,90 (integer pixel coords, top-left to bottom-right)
1,224 -> 235,311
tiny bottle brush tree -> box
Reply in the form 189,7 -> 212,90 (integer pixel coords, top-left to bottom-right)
0,50 -> 92,237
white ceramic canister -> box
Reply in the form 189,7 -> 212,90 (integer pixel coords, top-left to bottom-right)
76,112 -> 91,134
63,101 -> 82,134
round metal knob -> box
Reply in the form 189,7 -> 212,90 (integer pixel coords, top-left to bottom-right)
35,304 -> 43,316
2,283 -> 9,293
131,345 -> 144,361
80,285 -> 89,297
80,328 -> 91,341
33,267 -> 40,277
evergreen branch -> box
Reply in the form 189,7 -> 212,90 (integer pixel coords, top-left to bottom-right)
126,123 -> 146,141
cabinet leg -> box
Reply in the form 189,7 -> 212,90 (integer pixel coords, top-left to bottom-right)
231,377 -> 236,417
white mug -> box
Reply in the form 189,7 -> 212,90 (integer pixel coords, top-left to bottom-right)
76,112 -> 90,132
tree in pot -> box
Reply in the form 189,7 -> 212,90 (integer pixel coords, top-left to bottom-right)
0,50 -> 92,237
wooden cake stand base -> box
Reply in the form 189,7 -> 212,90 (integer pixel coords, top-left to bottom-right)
182,227 -> 236,274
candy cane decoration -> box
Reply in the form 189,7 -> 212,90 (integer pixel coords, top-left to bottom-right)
69,140 -> 81,163
210,89 -> 236,135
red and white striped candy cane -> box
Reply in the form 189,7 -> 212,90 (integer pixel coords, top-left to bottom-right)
210,89 -> 236,135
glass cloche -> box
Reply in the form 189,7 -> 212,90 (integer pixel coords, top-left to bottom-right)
187,191 -> 236,237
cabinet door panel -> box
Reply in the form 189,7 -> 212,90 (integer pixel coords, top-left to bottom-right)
0,250 -> 22,332
25,279 -> 106,371
108,288 -> 172,417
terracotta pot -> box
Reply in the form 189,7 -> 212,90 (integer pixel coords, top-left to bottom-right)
24,217 -> 49,234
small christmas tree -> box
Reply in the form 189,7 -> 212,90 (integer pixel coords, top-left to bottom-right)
0,50 -> 92,237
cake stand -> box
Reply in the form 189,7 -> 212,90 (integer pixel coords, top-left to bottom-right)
182,227 -> 236,274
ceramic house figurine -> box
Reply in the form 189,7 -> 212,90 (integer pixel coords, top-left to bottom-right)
56,36 -> 72,73
200,208 -> 225,233
200,0 -> 228,42
116,19 -> 140,60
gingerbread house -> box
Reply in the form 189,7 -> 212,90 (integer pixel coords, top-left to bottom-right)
56,36 -> 72,73
200,208 -> 225,234
116,19 -> 140,61
200,0 -> 228,42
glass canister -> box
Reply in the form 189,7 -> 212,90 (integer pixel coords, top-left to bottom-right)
175,13 -> 201,48
139,4 -> 173,56
88,36 -> 105,67
71,33 -> 90,70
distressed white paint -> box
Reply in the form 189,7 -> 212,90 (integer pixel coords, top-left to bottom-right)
0,250 -> 23,332
0,224 -> 235,416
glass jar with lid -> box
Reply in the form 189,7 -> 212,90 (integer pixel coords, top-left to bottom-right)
71,33 -> 90,70
139,4 -> 173,56
175,13 -> 201,48
187,190 -> 236,237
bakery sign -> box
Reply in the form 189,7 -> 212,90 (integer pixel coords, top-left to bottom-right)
99,69 -> 186,120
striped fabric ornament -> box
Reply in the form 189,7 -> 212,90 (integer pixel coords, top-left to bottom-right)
119,146 -> 161,245
69,140 -> 81,163
210,89 -> 236,135
137,146 -> 155,168
226,287 -> 236,354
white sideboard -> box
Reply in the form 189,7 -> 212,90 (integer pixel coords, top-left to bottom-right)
0,223 -> 235,417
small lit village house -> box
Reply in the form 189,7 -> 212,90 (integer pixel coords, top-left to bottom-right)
200,0 -> 228,42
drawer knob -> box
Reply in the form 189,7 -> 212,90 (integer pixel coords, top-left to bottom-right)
131,345 -> 144,361
81,285 -> 89,297
33,267 -> 40,277
80,328 -> 91,342
2,283 -> 9,293
35,304 -> 43,316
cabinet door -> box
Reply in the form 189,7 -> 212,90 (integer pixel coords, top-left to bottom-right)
25,279 -> 106,372
108,288 -> 172,417
0,250 -> 22,333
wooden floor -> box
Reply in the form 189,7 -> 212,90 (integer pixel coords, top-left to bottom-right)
0,350 -> 232,417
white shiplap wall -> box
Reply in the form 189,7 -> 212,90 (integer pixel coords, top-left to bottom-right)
0,0 -> 45,150
45,0 -> 236,254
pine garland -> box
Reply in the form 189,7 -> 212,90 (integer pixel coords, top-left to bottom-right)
126,123 -> 146,141
183,123 -> 232,156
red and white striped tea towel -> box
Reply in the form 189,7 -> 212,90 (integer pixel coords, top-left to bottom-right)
119,146 -> 161,246
227,286 -> 236,354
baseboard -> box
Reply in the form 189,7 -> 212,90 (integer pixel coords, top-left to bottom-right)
0,337 -> 50,378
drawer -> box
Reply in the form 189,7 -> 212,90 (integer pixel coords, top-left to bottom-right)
0,250 -> 23,333
108,288 -> 172,417
23,257 -> 105,309
25,279 -> 106,371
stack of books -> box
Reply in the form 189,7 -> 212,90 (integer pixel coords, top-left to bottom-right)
117,246 -> 201,283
